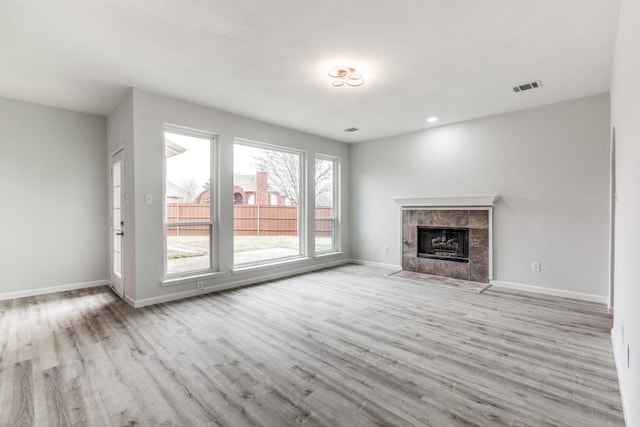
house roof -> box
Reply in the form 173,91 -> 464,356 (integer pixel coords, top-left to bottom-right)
234,174 -> 256,192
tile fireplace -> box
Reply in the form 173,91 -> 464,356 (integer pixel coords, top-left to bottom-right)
402,208 -> 491,283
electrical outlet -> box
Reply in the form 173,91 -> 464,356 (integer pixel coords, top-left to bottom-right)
197,281 -> 204,290
531,262 -> 541,272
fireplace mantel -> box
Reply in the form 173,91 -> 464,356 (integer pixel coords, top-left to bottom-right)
393,195 -> 498,208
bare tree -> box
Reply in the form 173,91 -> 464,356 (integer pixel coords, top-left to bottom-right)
179,178 -> 200,202
253,150 -> 333,206
314,159 -> 334,206
253,150 -> 301,205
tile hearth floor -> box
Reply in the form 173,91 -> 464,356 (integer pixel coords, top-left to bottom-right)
388,269 -> 491,293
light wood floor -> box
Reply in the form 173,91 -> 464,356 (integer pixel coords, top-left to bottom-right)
0,265 -> 624,426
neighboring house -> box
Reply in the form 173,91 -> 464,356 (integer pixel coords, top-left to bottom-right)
232,171 -> 286,206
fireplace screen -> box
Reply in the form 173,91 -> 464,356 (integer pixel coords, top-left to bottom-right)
418,226 -> 469,263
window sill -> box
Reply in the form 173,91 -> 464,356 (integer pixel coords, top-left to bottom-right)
161,271 -> 227,287
315,251 -> 343,258
233,256 -> 310,273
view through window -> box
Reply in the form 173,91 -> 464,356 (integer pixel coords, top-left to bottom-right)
165,130 -> 214,276
315,157 -> 337,253
233,142 -> 302,266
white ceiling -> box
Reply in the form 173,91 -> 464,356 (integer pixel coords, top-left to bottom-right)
0,0 -> 620,142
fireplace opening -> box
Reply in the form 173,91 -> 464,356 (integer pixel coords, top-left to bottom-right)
418,226 -> 469,263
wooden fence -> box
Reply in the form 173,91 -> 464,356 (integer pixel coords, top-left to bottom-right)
167,204 -> 333,236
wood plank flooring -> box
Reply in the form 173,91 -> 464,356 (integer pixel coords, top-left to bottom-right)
0,265 -> 624,426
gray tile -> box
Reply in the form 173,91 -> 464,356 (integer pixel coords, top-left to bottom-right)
403,210 -> 417,227
444,261 -> 470,281
402,256 -> 416,272
469,210 -> 489,229
469,228 -> 489,248
416,210 -> 434,226
433,210 -> 469,227
470,246 -> 489,266
470,265 -> 489,283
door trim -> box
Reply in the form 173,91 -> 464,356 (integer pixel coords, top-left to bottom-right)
110,147 -> 126,299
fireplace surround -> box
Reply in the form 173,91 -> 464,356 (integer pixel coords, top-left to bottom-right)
402,209 -> 490,282
395,195 -> 496,283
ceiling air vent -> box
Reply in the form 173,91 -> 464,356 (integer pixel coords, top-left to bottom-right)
513,80 -> 542,93
344,127 -> 359,132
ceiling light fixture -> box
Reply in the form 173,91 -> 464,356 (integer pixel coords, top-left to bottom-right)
328,67 -> 365,87
427,116 -> 438,123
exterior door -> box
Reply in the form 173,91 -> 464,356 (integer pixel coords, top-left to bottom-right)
110,149 -> 125,298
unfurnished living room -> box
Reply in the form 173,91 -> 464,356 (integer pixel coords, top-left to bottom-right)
0,1 -> 638,426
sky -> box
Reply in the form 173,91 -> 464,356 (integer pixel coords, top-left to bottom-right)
165,132 -> 258,192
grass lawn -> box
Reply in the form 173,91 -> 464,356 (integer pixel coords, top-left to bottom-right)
167,235 -> 334,258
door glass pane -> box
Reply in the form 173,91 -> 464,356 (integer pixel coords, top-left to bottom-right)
113,208 -> 121,230
114,252 -> 121,276
233,143 -> 301,266
113,186 -> 121,210
113,162 -> 121,187
112,159 -> 123,279
166,225 -> 211,274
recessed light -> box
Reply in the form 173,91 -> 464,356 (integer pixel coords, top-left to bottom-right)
427,117 -> 438,123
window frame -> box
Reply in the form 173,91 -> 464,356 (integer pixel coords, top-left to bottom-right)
314,154 -> 339,255
163,125 -> 218,279
233,138 -> 306,268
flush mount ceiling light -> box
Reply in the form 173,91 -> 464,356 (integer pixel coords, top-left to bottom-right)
328,67 -> 365,87
427,116 -> 438,123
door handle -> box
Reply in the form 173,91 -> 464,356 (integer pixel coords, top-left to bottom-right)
116,231 -> 124,236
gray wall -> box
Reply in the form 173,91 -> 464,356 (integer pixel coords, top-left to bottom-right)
106,91 -> 136,299
125,89 -> 350,304
350,94 -> 610,299
611,0 -> 640,423
0,97 -> 108,297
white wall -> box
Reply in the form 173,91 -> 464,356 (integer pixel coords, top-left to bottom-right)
350,94 -> 610,299
122,89 -> 350,304
610,0 -> 640,423
0,97 -> 108,298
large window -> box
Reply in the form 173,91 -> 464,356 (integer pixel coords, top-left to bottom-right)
233,141 -> 303,267
164,129 -> 216,276
315,156 -> 338,254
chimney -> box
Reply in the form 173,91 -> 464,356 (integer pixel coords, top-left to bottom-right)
256,171 -> 268,206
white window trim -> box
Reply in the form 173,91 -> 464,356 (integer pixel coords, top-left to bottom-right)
163,125 -> 218,279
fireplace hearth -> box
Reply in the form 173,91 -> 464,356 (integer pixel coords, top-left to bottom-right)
418,226 -> 469,263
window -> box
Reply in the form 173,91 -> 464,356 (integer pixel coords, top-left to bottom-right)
315,156 -> 338,254
164,128 -> 216,276
233,141 -> 303,267
234,193 -> 243,204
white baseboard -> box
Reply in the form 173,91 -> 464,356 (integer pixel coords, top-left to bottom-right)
490,280 -> 607,304
349,259 -> 402,271
611,332 -> 631,427
130,258 -> 351,308
0,279 -> 110,302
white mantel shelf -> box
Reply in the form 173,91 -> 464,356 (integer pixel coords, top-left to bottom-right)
393,195 -> 498,207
